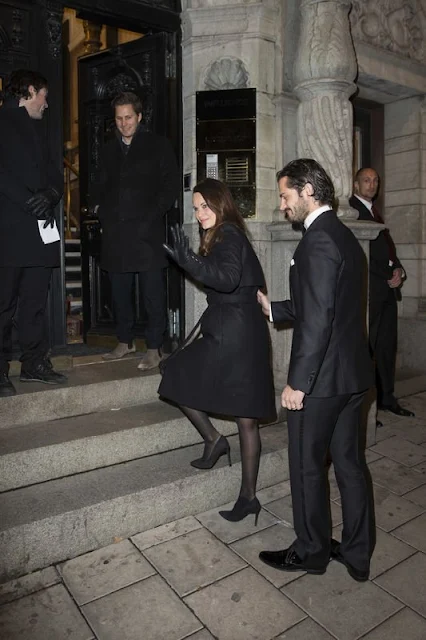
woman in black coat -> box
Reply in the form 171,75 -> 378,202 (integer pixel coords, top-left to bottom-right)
159,179 -> 275,524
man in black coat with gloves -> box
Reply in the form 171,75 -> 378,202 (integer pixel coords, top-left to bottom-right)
0,69 -> 67,397
350,167 -> 414,418
96,91 -> 179,370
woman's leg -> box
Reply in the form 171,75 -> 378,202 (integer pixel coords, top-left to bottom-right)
236,417 -> 261,500
180,405 -> 221,458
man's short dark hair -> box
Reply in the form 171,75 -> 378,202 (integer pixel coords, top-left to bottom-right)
5,69 -> 48,100
277,158 -> 335,207
354,167 -> 378,182
111,91 -> 143,115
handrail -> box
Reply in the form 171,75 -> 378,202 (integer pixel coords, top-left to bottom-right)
64,156 -> 79,177
63,156 -> 80,239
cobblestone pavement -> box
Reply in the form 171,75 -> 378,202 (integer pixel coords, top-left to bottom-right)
1,392 -> 425,640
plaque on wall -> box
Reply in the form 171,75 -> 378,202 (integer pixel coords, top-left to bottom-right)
196,88 -> 256,218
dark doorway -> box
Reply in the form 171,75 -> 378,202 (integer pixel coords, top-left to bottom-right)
352,97 -> 384,208
77,33 -> 181,349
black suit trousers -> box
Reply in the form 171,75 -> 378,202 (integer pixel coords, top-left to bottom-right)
0,266 -> 52,374
369,291 -> 397,405
288,391 -> 375,571
109,269 -> 166,349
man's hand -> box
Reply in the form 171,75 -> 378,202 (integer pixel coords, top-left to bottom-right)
387,267 -> 403,289
26,188 -> 59,220
257,290 -> 271,317
163,224 -> 192,268
281,385 -> 305,410
43,212 -> 56,229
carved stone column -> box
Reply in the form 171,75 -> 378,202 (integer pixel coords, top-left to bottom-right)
294,0 -> 357,217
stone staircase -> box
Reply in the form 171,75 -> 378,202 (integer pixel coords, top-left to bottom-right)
0,359 -> 288,583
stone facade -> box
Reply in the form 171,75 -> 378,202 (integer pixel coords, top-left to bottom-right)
180,0 -> 426,415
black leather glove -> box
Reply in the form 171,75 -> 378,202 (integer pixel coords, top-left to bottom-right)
26,188 -> 60,219
42,211 -> 56,229
163,224 -> 195,268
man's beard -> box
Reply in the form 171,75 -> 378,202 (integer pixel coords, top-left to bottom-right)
285,202 -> 309,223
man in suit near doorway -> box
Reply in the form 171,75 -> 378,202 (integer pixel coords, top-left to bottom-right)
350,167 -> 414,418
257,158 -> 375,581
0,69 -> 67,397
96,92 -> 179,370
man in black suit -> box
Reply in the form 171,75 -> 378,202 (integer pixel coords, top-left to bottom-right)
350,168 -> 414,418
257,158 -> 375,581
0,69 -> 66,397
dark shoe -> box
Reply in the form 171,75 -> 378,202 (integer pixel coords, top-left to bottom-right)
330,538 -> 369,582
378,401 -> 414,417
190,435 -> 231,469
20,361 -> 68,385
376,419 -> 383,428
0,372 -> 16,397
219,496 -> 261,525
259,547 -> 327,574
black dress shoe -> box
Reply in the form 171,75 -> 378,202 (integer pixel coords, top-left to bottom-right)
0,372 -> 16,397
330,538 -> 369,582
378,402 -> 414,417
20,361 -> 68,385
259,547 -> 327,574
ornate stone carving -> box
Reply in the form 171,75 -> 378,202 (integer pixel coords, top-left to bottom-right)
204,57 -> 249,91
294,0 -> 357,217
350,0 -> 425,63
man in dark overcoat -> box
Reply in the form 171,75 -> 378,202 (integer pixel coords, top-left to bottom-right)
350,167 -> 414,417
257,159 -> 375,581
96,92 -> 179,370
0,69 -> 66,397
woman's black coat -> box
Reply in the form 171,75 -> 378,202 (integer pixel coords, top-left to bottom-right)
96,127 -> 179,273
158,224 -> 276,419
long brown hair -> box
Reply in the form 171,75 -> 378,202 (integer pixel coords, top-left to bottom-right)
193,179 -> 247,255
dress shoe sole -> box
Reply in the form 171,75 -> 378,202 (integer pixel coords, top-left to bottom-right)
20,376 -> 66,385
331,553 -> 369,582
137,362 -> 161,371
259,556 -> 327,574
102,352 -> 136,361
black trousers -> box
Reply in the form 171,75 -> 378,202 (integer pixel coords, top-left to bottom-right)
109,269 -> 166,349
0,266 -> 52,374
369,292 -> 397,406
288,391 -> 375,572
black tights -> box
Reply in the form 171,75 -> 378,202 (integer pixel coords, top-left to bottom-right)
180,406 -> 260,500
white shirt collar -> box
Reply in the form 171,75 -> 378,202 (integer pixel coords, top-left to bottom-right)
354,194 -> 373,212
304,205 -> 331,229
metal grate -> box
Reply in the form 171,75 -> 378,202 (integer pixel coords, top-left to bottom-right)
225,156 -> 249,184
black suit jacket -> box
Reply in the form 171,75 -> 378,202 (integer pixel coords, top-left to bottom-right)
272,210 -> 373,397
0,98 -> 63,267
349,195 -> 402,303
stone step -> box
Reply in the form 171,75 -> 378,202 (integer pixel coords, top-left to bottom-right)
0,424 -> 289,582
2,359 -> 159,429
0,400 -> 240,491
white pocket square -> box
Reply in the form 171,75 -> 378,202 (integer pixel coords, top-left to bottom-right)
290,259 -> 295,266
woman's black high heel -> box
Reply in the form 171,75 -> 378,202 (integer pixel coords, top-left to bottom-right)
190,435 -> 232,469
219,496 -> 261,525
